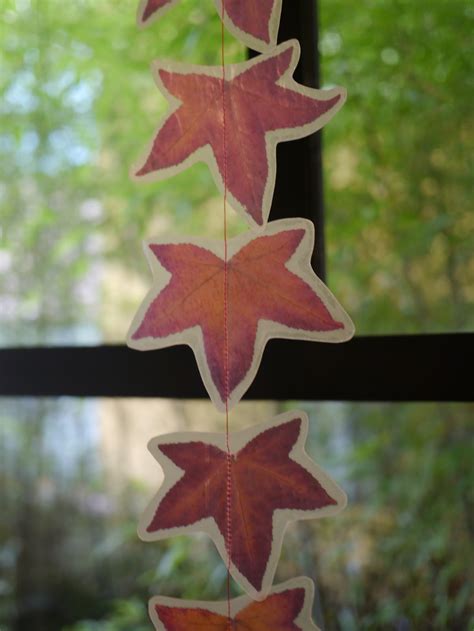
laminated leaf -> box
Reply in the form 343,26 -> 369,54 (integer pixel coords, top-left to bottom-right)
127,218 -> 354,412
138,411 -> 346,599
137,0 -> 283,53
149,577 -> 320,630
133,40 -> 345,228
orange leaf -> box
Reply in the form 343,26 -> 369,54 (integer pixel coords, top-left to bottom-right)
138,412 -> 346,598
132,41 -> 345,228
149,577 -> 320,630
127,218 -> 354,411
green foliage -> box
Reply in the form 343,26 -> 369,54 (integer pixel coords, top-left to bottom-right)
321,0 -> 474,334
66,599 -> 149,631
295,401 -> 474,630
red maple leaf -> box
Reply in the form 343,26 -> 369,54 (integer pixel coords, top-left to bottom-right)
137,0 -> 283,52
133,40 -> 345,228
149,577 -> 320,630
138,412 -> 346,598
127,218 -> 354,411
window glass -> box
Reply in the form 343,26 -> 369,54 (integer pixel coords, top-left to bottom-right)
320,0 -> 474,334
0,0 -> 245,346
1,398 -> 472,630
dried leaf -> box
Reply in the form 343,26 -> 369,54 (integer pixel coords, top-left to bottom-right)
150,577 -> 320,630
133,41 -> 345,228
128,218 -> 354,411
139,412 -> 346,598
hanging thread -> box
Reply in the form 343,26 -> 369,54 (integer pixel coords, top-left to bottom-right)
220,1 -> 233,625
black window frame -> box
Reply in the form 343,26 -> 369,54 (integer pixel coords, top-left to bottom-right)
0,2 -> 472,403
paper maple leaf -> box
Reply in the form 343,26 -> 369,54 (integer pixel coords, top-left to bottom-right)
138,412 -> 346,599
133,40 -> 346,228
137,0 -> 283,53
128,218 -> 354,411
149,577 -> 320,631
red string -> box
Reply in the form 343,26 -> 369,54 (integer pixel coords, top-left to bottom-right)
220,1 -> 233,626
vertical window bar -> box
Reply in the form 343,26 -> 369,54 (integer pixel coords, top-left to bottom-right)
268,0 -> 326,281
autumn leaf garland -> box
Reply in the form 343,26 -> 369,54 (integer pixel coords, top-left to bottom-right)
128,2 -> 353,629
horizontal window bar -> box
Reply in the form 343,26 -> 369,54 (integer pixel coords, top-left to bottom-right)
0,333 -> 472,402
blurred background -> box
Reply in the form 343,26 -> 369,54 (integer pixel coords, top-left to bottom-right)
0,0 -> 473,629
